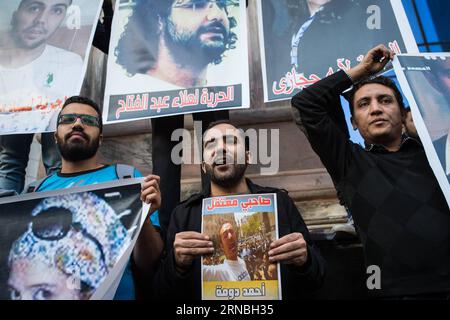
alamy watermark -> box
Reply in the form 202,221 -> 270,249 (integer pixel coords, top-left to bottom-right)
366,265 -> 381,290
170,121 -> 280,175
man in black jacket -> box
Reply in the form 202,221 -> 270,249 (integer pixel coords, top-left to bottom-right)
292,44 -> 450,299
154,121 -> 325,300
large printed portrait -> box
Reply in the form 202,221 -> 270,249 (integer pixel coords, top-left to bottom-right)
201,194 -> 281,300
257,0 -> 418,102
103,0 -> 249,124
0,0 -> 102,134
0,180 -> 145,300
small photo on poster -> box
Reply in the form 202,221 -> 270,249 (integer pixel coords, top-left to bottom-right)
0,0 -> 103,134
103,0 -> 250,124
201,194 -> 281,300
0,179 -> 146,300
393,53 -> 450,207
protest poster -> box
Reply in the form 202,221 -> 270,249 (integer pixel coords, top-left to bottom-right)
201,193 -> 281,300
393,53 -> 450,207
0,0 -> 103,134
0,178 -> 148,300
257,0 -> 418,102
103,0 -> 249,124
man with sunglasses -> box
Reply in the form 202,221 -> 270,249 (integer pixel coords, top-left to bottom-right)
7,193 -> 131,300
23,95 -> 164,300
113,0 -> 240,234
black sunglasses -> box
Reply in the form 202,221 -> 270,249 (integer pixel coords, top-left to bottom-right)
58,113 -> 100,127
31,207 -> 106,263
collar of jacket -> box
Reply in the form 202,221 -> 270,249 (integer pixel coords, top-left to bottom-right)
364,134 -> 422,153
182,178 -> 284,207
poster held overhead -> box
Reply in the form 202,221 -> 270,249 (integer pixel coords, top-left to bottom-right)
257,0 -> 418,102
393,53 -> 450,208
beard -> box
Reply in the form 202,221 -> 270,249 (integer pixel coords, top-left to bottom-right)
203,162 -> 247,189
11,16 -> 49,50
164,18 -> 228,65
56,130 -> 99,162
14,35 -> 46,49
11,29 -> 47,49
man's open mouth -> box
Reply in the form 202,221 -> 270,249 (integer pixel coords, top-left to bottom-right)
213,155 -> 234,166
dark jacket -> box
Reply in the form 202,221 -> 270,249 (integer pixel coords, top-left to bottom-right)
153,179 -> 326,300
291,70 -> 450,297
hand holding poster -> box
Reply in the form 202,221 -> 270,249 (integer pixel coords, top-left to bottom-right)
257,0 -> 418,102
201,193 -> 281,300
103,0 -> 249,124
0,0 -> 103,134
0,179 -> 148,300
393,54 -> 450,208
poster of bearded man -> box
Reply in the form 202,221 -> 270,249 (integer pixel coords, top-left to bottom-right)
103,0 -> 250,124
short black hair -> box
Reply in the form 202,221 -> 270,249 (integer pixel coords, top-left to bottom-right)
59,96 -> 103,133
346,76 -> 405,117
